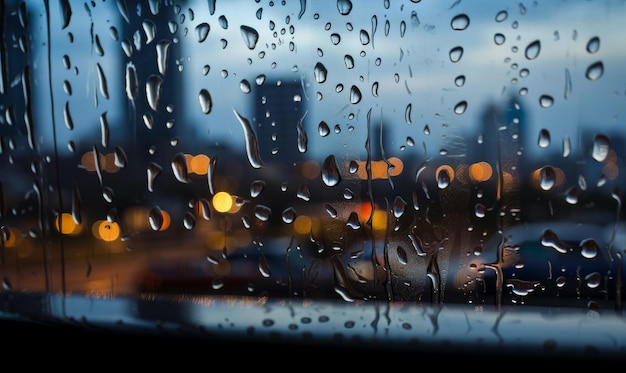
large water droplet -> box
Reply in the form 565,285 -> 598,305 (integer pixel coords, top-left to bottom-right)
584,272 -> 601,288
437,168 -> 450,189
539,166 -> 556,191
349,85 -> 362,104
524,39 -> 541,60
171,152 -> 190,183
147,162 -> 163,192
537,128 -> 551,148
541,228 -> 569,254
233,109 -> 264,169
149,206 -> 164,231
254,205 -> 272,221
585,61 -> 604,81
449,46 -> 463,63
198,89 -> 213,114
539,95 -> 554,108
586,36 -> 600,54
321,155 -> 342,187
282,207 -> 297,223
591,134 -> 610,162
392,196 -> 407,218
250,180 -> 265,198
146,75 -> 164,112
454,100 -> 467,115
195,22 -> 210,42
156,40 -> 171,76
337,0 -> 353,15
451,14 -> 469,30
314,62 -> 328,83
240,25 -> 259,49
580,238 -> 598,259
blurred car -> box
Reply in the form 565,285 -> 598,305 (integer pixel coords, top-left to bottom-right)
475,222 -> 625,310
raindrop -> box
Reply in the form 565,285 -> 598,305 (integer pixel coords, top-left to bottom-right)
586,36 -> 600,54
539,166 -> 556,191
96,63 -> 109,99
371,82 -> 379,96
218,15 -> 228,29
405,104 -> 412,124
149,206 -> 164,231
585,61 -> 603,81
450,14 -> 469,30
325,204 -> 338,218
254,205 -> 272,221
142,20 -> 156,44
233,109 -> 264,169
556,276 -> 566,288
537,128 -> 550,148
474,203 -> 486,218
346,212 -> 360,229
344,54 -> 355,69
198,89 -> 213,114
454,75 -> 465,87
282,207 -> 297,223
258,254 -> 271,278
240,25 -> 260,49
195,22 -> 210,42
171,152 -> 190,183
349,85 -> 362,104
454,101 -> 467,115
494,33 -> 505,45
250,180 -> 265,198
449,46 -> 463,63
318,121 -> 330,136
183,211 -> 196,230
392,196 -> 407,218
156,40 -> 171,76
580,238 -> 598,259
125,62 -> 138,100
396,246 -> 408,265
541,228 -> 569,253
437,169 -> 450,189
539,95 -> 553,108
584,272 -> 601,288
524,39 -> 541,60
102,186 -> 114,203
314,62 -> 328,83
63,102 -> 74,130
240,79 -> 252,93
495,10 -> 508,22
321,155 -> 342,187
591,134 -> 610,162
146,75 -> 164,112
147,162 -> 163,192
359,29 -> 370,45
297,114 -> 308,153
297,182 -> 311,201
337,0 -> 353,15
565,187 -> 578,204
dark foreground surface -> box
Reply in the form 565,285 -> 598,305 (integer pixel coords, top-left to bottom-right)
1,291 -> 625,366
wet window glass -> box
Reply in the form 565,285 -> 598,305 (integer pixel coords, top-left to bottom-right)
1,0 -> 625,319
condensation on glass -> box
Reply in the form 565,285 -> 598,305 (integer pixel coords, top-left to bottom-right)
0,0 -> 624,310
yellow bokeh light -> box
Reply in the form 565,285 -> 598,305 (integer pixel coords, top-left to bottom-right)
469,161 -> 493,182
55,212 -> 81,235
190,154 -> 210,175
436,165 -> 455,183
294,215 -> 312,235
97,221 -> 120,242
213,191 -> 233,213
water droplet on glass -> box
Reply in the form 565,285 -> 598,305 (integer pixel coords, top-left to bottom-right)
474,203 -> 486,218
586,36 -> 600,54
156,40 -> 171,76
254,205 -> 272,221
250,180 -> 265,198
282,207 -> 297,223
171,152 -> 190,183
218,15 -> 228,29
454,100 -> 467,115
146,75 -> 164,112
539,166 -> 556,191
233,109 -> 264,169
314,62 -> 328,83
149,206 -> 164,231
297,182 -> 311,201
494,33 -> 505,45
337,0 -> 353,15
318,121 -> 330,136
240,25 -> 260,49
393,196 -> 407,218
198,88 -> 213,114
183,211 -> 196,230
349,85 -> 362,104
396,246 -> 408,265
359,29 -> 370,45
585,61 -> 603,81
321,155 -> 342,186
437,169 -> 450,189
524,39 -> 541,60
541,228 -> 569,253
240,79 -> 252,93
449,46 -> 463,63
451,14 -> 469,30
325,204 -> 338,218
584,272 -> 601,288
580,238 -> 598,259
142,20 -> 156,44
495,10 -> 508,22
195,22 -> 210,42
63,102 -> 74,130
539,95 -> 553,108
454,75 -> 465,87
258,254 -> 271,278
537,128 -> 551,148
344,54 -> 355,69
591,134 -> 610,162
565,187 -> 578,204
346,212 -> 361,229
96,63 -> 109,99
147,162 -> 163,192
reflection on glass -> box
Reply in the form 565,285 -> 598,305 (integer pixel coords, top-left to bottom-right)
0,0 -> 624,311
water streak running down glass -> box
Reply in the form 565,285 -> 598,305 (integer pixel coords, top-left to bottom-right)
1,0 -> 626,360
